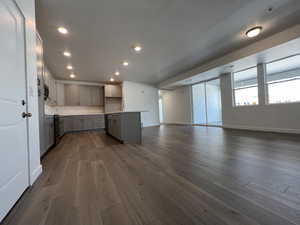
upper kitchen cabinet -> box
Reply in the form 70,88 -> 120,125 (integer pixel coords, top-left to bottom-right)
62,83 -> 104,106
91,86 -> 104,105
43,67 -> 57,105
79,85 -> 92,106
64,84 -> 80,106
56,82 -> 65,106
105,84 -> 122,97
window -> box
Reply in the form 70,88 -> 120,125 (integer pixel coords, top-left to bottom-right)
233,67 -> 258,106
266,55 -> 300,104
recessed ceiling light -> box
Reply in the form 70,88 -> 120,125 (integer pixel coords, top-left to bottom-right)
115,71 -> 120,76
133,45 -> 142,53
110,78 -> 115,82
70,74 -> 76,78
122,61 -> 129,66
246,26 -> 262,38
63,51 -> 71,57
67,65 -> 73,70
58,27 -> 68,34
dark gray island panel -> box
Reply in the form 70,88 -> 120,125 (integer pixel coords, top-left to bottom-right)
105,112 -> 142,144
61,115 -> 105,133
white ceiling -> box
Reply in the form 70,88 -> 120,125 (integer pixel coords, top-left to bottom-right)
166,34 -> 300,88
36,0 -> 300,85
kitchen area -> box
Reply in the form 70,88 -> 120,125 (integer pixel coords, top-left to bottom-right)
36,34 -> 143,158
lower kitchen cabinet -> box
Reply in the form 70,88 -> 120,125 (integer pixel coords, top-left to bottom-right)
105,112 -> 141,144
61,115 -> 105,133
43,115 -> 55,156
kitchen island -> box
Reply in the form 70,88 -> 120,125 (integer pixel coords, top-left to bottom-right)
105,112 -> 142,144
55,111 -> 142,144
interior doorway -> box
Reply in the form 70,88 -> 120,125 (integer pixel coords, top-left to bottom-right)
192,78 -> 222,126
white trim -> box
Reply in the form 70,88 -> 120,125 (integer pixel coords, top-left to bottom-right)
143,123 -> 161,128
223,124 -> 300,134
162,122 -> 194,126
143,122 -> 161,127
30,165 -> 42,185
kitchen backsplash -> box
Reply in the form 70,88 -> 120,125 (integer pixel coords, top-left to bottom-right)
45,105 -> 104,115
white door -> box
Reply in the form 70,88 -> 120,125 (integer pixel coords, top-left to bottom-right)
0,0 -> 29,221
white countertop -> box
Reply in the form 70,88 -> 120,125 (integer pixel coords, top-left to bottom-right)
55,111 -> 146,117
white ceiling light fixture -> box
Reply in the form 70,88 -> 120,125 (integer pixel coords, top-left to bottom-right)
115,71 -> 120,76
67,65 -> 73,70
133,44 -> 142,53
110,77 -> 115,82
122,61 -> 129,67
246,26 -> 262,38
63,51 -> 71,57
70,74 -> 76,78
57,27 -> 68,35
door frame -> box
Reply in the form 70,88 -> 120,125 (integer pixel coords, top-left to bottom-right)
14,0 -> 31,187
14,0 -> 43,186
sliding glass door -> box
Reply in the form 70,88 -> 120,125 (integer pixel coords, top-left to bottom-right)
192,78 -> 222,126
206,79 -> 222,125
192,83 -> 206,124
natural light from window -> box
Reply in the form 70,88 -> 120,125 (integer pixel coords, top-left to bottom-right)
268,79 -> 300,104
235,86 -> 259,106
233,67 -> 258,106
266,55 -> 300,104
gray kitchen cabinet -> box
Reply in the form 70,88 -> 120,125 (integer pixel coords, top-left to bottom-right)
105,112 -> 141,144
50,77 -> 57,104
61,84 -> 103,106
105,84 -> 122,97
43,115 -> 55,156
79,85 -> 92,106
62,115 -> 105,133
56,82 -> 65,105
64,84 -> 80,106
91,86 -> 104,105
43,67 -> 57,105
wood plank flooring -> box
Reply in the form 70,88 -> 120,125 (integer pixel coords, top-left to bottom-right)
2,126 -> 300,225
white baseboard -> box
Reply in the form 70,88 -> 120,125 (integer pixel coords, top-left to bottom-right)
223,124 -> 300,134
30,165 -> 43,185
143,122 -> 161,127
162,122 -> 193,126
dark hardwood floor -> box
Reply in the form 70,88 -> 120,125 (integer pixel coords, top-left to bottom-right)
2,126 -> 300,225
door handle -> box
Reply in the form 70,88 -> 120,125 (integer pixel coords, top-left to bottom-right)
22,112 -> 32,118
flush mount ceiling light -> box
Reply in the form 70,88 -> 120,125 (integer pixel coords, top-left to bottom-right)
133,44 -> 142,53
246,26 -> 262,38
70,74 -> 76,78
122,61 -> 129,67
67,65 -> 73,70
57,27 -> 68,34
110,77 -> 115,82
63,51 -> 71,57
115,71 -> 120,76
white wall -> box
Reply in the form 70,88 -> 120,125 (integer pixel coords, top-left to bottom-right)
221,73 -> 300,134
161,86 -> 193,124
122,81 -> 160,127
16,0 -> 42,184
